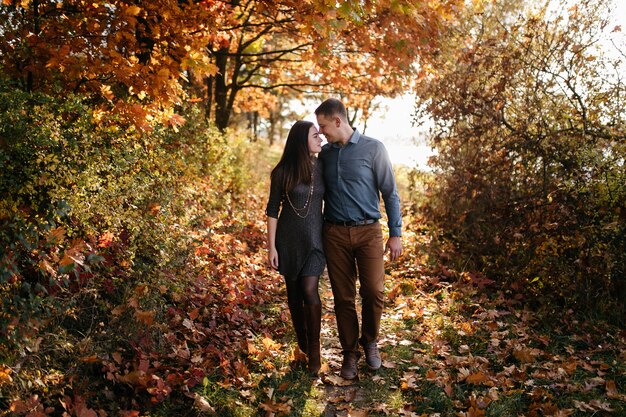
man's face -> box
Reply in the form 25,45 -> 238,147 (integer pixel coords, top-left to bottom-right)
316,113 -> 340,143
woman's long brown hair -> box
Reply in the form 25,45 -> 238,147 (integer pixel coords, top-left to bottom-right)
270,120 -> 314,193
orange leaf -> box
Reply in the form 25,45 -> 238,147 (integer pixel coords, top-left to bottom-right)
168,113 -> 186,132
135,309 -> 154,326
259,400 -> 291,414
322,374 -> 355,386
111,305 -> 126,316
606,380 -> 618,396
606,380 -> 626,400
426,369 -> 438,380
147,202 -> 161,216
10,395 -> 42,413
465,406 -> 486,417
38,259 -> 56,275
125,5 -> 142,16
10,400 -> 31,413
233,360 -> 249,378
0,365 -> 13,385
513,346 -> 540,363
98,231 -> 115,248
466,372 -> 489,385
262,337 -> 282,351
48,226 -> 66,244
188,308 -> 200,320
118,370 -> 148,387
561,359 -> 577,375
247,341 -> 260,355
100,84 -> 115,101
112,351 -> 123,364
291,345 -> 307,362
60,239 -> 87,267
74,395 -> 98,417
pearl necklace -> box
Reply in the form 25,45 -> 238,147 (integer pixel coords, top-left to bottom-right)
285,162 -> 315,219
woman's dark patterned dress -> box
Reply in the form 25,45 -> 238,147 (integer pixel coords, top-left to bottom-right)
266,160 -> 325,279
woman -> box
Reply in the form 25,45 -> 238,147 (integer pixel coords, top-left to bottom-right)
265,120 -> 325,374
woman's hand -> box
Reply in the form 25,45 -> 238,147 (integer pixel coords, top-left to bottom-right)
268,247 -> 279,270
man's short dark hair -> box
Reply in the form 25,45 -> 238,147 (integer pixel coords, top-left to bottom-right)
315,98 -> 347,120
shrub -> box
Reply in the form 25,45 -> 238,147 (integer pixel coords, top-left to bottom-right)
412,0 -> 626,320
0,78 -> 251,372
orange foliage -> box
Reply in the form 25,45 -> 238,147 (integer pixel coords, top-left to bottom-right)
1,0 -> 463,129
0,0 -> 220,127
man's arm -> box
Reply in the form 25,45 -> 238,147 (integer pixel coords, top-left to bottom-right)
373,143 -> 402,237
373,142 -> 403,260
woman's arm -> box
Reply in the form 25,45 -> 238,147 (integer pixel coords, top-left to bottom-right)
266,216 -> 279,269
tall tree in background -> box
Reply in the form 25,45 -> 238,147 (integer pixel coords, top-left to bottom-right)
203,0 -> 317,131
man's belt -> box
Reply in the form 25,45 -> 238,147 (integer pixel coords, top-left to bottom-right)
325,218 -> 378,227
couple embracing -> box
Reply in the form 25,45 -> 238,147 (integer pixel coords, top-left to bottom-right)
265,98 -> 403,379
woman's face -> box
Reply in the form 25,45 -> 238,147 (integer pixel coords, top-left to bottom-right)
307,125 -> 322,154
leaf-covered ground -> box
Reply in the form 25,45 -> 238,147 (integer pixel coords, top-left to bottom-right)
187,209 -> 626,417
3,182 -> 625,417
244,283 -> 624,415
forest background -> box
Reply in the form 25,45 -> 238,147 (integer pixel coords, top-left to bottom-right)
0,0 -> 625,416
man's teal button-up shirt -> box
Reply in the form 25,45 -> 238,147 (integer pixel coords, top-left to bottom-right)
318,129 -> 402,237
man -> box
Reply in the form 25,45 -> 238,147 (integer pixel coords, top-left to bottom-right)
315,98 -> 403,380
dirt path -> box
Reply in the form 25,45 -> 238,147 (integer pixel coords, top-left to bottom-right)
303,274 -> 420,417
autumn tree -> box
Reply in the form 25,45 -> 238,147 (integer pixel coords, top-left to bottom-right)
209,0 -> 467,137
414,0 -> 625,316
0,0 -> 462,133
0,0 -> 220,126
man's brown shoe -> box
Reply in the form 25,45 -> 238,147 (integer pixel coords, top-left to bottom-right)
340,352 -> 360,380
361,341 -> 381,370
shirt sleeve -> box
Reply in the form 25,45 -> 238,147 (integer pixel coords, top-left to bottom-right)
265,171 -> 282,219
373,143 -> 402,237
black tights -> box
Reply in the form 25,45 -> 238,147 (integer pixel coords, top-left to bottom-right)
286,275 -> 320,306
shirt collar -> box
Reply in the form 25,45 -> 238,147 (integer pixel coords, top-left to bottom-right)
331,129 -> 361,148
349,129 -> 361,144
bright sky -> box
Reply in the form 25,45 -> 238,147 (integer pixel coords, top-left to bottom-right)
363,94 -> 432,170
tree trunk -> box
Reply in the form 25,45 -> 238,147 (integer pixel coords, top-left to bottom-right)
213,47 -> 230,131
268,109 -> 276,146
27,0 -> 40,92
248,111 -> 258,142
206,75 -> 213,121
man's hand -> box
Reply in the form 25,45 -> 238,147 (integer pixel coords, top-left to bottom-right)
385,236 -> 403,261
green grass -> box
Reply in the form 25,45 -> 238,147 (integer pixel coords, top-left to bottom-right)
486,391 -> 527,417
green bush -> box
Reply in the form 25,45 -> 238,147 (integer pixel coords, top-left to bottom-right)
0,80 -> 250,357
